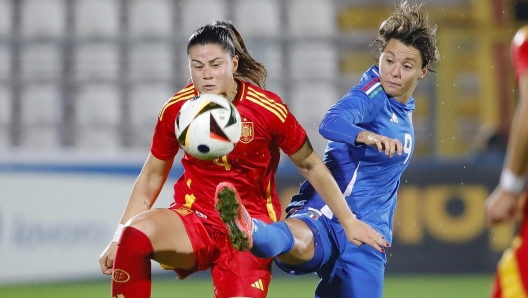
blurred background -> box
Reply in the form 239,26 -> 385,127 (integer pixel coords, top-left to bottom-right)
0,0 -> 527,297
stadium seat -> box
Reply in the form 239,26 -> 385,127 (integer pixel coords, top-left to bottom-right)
21,84 -> 60,126
0,46 -> 10,82
290,41 -> 338,81
181,0 -> 227,38
21,0 -> 64,37
290,82 -> 338,124
75,43 -> 118,81
75,124 -> 120,150
76,0 -> 118,37
75,0 -> 119,81
0,86 -> 9,126
0,127 -> 7,149
76,125 -> 120,150
0,79 -> 11,149
0,0 -> 10,37
129,43 -> 172,82
287,0 -> 335,37
234,0 -> 280,36
21,44 -> 61,81
76,85 -> 119,127
129,84 -> 172,127
75,85 -> 120,149
129,0 -> 172,37
290,82 -> 339,154
20,84 -> 61,149
129,84 -> 173,148
246,39 -> 282,82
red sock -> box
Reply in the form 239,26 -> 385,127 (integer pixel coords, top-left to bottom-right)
111,226 -> 154,298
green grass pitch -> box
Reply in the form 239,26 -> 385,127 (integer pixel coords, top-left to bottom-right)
0,274 -> 493,297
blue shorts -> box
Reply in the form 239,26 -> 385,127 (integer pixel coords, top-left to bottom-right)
274,209 -> 387,298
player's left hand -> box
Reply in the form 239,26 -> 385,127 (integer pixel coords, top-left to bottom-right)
485,185 -> 521,225
341,215 -> 390,253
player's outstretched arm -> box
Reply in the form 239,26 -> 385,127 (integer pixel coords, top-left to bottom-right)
486,68 -> 528,225
485,91 -> 528,224
99,153 -> 174,274
288,139 -> 389,252
486,27 -> 528,226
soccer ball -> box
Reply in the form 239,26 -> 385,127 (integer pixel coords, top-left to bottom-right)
175,93 -> 242,160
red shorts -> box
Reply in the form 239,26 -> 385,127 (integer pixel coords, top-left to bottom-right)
491,193 -> 528,298
164,204 -> 273,298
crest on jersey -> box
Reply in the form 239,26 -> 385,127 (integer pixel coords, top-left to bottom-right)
306,211 -> 320,220
239,121 -> 254,144
173,207 -> 192,216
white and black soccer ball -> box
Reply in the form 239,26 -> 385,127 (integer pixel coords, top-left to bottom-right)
175,93 -> 242,160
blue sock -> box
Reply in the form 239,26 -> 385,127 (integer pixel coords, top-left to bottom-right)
250,219 -> 294,258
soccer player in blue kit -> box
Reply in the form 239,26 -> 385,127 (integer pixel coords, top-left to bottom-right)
215,2 -> 440,297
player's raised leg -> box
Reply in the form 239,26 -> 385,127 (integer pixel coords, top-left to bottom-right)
214,182 -> 295,257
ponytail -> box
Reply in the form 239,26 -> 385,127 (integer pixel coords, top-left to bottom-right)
212,20 -> 268,88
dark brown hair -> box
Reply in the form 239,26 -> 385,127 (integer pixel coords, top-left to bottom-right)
187,20 -> 267,88
373,1 -> 440,71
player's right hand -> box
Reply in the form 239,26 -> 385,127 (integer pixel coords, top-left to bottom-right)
341,215 -> 390,253
99,241 -> 118,275
485,186 -> 521,225
357,131 -> 403,157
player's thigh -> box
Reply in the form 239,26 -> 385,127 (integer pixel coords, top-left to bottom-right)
127,208 -> 196,270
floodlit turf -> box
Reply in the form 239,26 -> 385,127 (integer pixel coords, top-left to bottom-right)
384,274 -> 493,298
0,274 -> 493,297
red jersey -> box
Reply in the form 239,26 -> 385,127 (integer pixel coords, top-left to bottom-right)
512,25 -> 528,80
151,80 -> 307,228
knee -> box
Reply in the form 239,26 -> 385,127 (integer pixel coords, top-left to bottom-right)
284,219 -> 314,256
292,237 -> 313,257
126,209 -> 161,240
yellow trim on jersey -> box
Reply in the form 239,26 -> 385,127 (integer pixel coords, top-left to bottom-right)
184,194 -> 196,209
158,86 -> 196,121
247,88 -> 287,115
497,237 -> 528,298
247,96 -> 286,123
168,86 -> 194,103
174,85 -> 194,97
266,181 -> 277,222
237,80 -> 247,101
247,88 -> 288,122
184,178 -> 196,209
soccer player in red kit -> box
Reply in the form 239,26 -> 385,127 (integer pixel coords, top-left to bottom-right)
486,25 -> 528,298
98,21 -> 386,298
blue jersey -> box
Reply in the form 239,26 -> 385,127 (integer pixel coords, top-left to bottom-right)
288,65 -> 415,243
